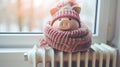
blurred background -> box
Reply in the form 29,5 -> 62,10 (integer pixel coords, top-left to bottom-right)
0,0 -> 96,33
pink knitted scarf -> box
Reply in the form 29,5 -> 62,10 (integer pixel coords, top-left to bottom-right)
40,22 -> 92,52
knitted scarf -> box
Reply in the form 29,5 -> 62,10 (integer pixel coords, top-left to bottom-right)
40,22 -> 92,52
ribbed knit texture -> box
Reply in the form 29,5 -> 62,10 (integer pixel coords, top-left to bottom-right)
40,22 -> 92,52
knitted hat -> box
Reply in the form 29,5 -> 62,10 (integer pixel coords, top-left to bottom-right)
51,9 -> 80,25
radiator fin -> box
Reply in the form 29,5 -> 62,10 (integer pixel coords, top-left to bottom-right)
76,52 -> 80,67
68,53 -> 72,67
92,52 -> 96,67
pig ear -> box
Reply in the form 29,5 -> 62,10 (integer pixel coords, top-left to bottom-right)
50,7 -> 59,15
72,5 -> 81,14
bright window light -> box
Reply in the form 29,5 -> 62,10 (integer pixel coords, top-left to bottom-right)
0,0 -> 98,34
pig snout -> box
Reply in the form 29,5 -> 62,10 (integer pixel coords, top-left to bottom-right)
59,20 -> 71,30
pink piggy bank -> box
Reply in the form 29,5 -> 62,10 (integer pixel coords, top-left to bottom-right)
40,1 -> 92,52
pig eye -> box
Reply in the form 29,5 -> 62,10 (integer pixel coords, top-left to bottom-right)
69,18 -> 72,20
59,18 -> 61,21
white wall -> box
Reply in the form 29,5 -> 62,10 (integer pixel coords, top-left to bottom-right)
112,0 -> 120,67
0,49 -> 33,67
106,0 -> 117,42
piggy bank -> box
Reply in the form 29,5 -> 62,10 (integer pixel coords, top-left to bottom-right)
40,0 -> 92,52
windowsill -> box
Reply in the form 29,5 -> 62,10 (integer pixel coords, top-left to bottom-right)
0,48 -> 31,53
0,33 -> 44,36
0,33 -> 103,48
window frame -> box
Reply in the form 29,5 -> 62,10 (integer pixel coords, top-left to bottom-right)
0,0 -> 115,48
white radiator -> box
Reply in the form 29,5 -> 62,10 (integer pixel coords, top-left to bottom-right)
24,43 -> 117,67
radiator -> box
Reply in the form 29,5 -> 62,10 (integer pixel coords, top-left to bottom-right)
24,43 -> 117,67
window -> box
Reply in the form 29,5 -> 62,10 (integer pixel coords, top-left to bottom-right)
0,0 -> 98,34
0,0 -> 112,48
